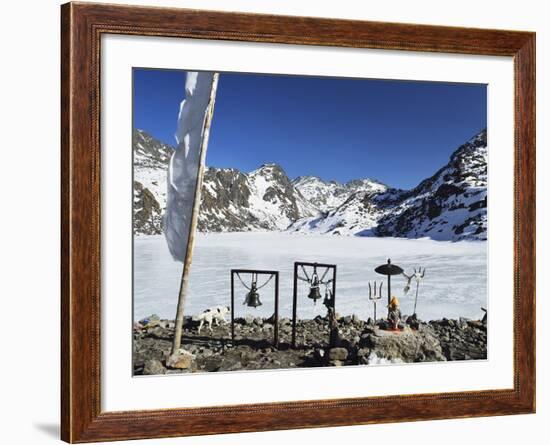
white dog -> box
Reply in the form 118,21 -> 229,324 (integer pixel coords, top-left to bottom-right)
194,306 -> 230,334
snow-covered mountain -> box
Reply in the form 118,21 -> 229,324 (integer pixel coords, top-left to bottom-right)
374,129 -> 487,241
133,129 -> 172,235
288,129 -> 487,241
197,163 -> 318,232
133,131 -> 317,234
292,176 -> 386,212
133,128 -> 487,241
288,190 -> 387,236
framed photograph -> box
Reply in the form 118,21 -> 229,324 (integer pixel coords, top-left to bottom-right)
61,2 -> 535,442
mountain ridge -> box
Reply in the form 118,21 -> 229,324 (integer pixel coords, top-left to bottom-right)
133,128 -> 487,241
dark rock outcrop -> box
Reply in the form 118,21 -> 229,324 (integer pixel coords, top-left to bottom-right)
133,181 -> 163,235
133,314 -> 487,375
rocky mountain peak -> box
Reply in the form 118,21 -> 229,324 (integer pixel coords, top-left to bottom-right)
289,129 -> 487,241
346,178 -> 388,193
133,129 -> 172,169
374,128 -> 487,240
133,128 -> 487,241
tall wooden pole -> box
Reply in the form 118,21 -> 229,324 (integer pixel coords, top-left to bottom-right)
171,73 -> 219,355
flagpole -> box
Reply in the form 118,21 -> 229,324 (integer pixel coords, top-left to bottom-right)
171,73 -> 219,356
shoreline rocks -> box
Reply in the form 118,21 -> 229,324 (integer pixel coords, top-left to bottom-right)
133,314 -> 487,375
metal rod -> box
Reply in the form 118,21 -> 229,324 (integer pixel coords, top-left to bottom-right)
230,269 -> 279,274
387,274 -> 391,317
274,272 -> 279,348
414,279 -> 419,315
331,265 -> 337,346
231,271 -> 235,344
292,262 -> 298,348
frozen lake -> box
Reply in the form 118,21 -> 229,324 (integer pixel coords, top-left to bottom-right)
134,233 -> 487,322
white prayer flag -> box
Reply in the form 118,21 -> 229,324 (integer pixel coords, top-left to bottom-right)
164,71 -> 218,262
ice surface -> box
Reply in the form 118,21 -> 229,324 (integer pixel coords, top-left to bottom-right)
134,233 -> 487,323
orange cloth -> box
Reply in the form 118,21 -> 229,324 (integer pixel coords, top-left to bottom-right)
389,296 -> 400,309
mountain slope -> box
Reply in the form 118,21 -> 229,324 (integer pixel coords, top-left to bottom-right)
133,128 -> 487,241
134,129 -> 171,211
197,163 -> 318,232
288,129 -> 487,241
133,131 -> 318,234
374,129 -> 487,240
292,176 -> 387,212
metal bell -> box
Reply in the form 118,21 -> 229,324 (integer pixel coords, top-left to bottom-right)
307,271 -> 322,303
245,289 -> 262,308
323,290 -> 333,309
307,286 -> 322,302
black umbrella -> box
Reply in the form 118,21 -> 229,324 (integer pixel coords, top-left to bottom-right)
375,259 -> 403,315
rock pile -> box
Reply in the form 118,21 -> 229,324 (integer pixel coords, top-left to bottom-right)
133,314 -> 487,375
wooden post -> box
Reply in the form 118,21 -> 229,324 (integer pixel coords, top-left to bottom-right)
171,73 -> 219,356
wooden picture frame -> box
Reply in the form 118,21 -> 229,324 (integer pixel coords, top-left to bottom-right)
61,2 -> 535,442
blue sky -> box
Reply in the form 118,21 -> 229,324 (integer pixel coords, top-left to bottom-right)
133,68 -> 486,189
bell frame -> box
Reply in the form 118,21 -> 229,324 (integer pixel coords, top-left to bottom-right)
230,269 -> 280,347
291,261 -> 337,348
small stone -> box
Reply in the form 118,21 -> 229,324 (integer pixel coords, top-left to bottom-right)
219,360 -> 243,372
202,356 -> 223,372
143,359 -> 166,375
201,348 -> 214,358
357,348 -> 370,364
166,349 -> 195,369
140,314 -> 160,328
280,325 -> 292,334
328,347 -> 348,362
280,317 -> 291,326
